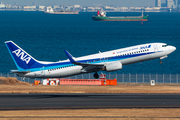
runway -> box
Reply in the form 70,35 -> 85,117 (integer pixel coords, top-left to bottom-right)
0,93 -> 180,110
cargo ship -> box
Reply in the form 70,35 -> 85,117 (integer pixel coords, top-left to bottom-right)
92,10 -> 148,21
44,8 -> 79,14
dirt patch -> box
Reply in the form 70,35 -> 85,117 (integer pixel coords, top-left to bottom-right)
0,84 -> 180,94
0,108 -> 179,120
0,77 -> 30,85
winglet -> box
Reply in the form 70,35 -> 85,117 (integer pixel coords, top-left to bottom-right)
64,50 -> 76,63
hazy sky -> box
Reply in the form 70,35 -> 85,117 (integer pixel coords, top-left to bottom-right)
1,0 -> 153,7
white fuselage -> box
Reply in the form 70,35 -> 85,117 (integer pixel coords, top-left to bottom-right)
21,43 -> 176,78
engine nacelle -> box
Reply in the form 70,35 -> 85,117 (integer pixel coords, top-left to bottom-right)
103,61 -> 122,72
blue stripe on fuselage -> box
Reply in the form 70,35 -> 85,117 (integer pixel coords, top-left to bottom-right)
27,51 -> 156,72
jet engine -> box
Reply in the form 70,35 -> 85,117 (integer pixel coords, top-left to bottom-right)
102,61 -> 122,72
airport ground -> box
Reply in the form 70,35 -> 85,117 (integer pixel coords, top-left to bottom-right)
1,77 -> 180,94
1,83 -> 180,94
1,77 -> 180,120
0,108 -> 180,120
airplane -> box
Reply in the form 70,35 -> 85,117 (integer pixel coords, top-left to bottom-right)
5,41 -> 176,79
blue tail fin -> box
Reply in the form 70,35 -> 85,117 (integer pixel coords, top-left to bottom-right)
5,41 -> 41,71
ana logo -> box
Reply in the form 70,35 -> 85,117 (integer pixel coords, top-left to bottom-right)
140,45 -> 151,49
12,49 -> 31,64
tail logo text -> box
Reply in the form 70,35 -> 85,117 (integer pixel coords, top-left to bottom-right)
12,49 -> 31,64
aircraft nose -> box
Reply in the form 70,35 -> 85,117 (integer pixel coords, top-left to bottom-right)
169,46 -> 176,52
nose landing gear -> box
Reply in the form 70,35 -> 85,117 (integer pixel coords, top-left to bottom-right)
93,72 -> 99,79
160,55 -> 168,64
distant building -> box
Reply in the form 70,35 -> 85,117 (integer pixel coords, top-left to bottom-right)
87,6 -> 100,11
119,7 -> 128,12
161,3 -> 167,7
0,2 -> 5,8
11,5 -> 18,9
145,7 -> 161,12
174,0 -> 179,8
65,5 -> 73,9
166,0 -> 168,7
53,5 -> 60,9
74,5 -> 80,8
5,4 -> 11,8
104,6 -> 115,11
161,0 -> 167,7
155,0 -> 161,7
81,7 -> 86,12
23,6 -> 36,9
167,0 -> 176,8
174,0 -> 178,6
38,6 -> 46,10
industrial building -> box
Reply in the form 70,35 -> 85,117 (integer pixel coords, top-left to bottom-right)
156,0 -> 180,8
155,0 -> 162,7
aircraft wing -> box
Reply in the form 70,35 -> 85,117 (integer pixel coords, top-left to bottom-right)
64,50 -> 104,67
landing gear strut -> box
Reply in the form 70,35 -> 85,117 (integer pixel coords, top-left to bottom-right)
160,59 -> 162,64
93,72 -> 99,79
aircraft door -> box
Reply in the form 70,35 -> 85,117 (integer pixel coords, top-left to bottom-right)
153,45 -> 158,52
41,66 -> 45,76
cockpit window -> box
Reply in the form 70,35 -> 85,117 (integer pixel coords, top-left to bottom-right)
162,45 -> 168,47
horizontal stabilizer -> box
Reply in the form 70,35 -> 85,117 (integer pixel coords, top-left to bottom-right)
10,70 -> 30,74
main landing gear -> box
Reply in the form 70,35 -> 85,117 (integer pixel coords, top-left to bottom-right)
93,72 -> 99,79
160,59 -> 162,64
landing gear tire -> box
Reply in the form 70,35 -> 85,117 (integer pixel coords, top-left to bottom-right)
160,60 -> 162,64
93,72 -> 99,79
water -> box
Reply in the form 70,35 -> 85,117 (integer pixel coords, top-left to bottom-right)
0,11 -> 179,74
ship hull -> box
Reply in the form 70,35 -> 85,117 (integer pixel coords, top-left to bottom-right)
43,11 -> 79,14
92,16 -> 148,21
